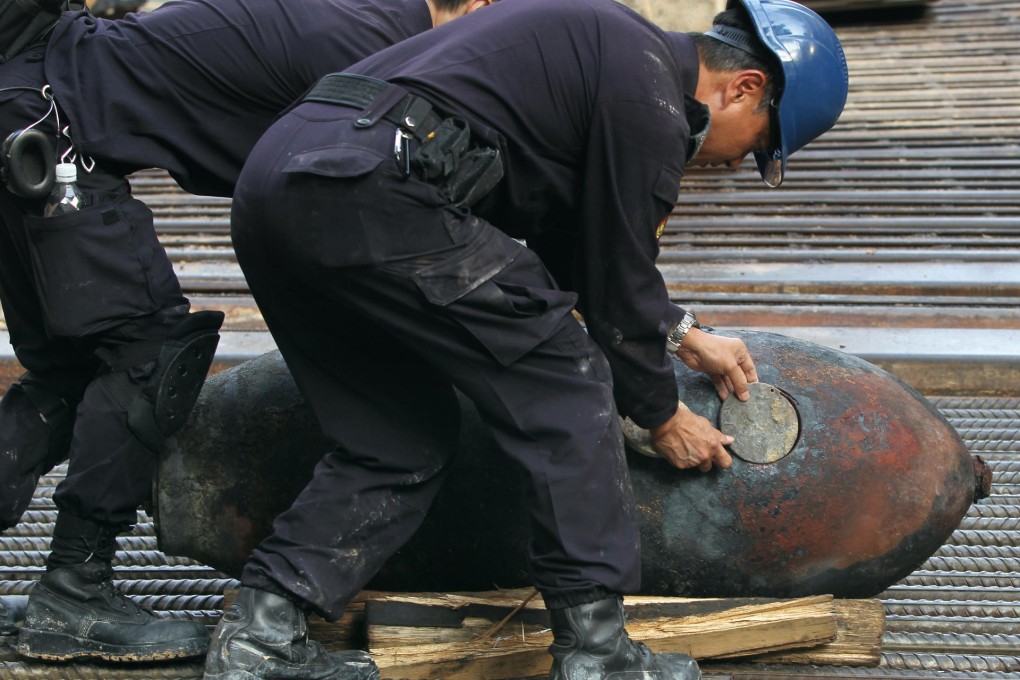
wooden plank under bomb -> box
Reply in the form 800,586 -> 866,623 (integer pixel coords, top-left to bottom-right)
358,590 -> 884,680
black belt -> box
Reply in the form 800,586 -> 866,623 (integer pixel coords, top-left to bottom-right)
302,73 -> 504,207
303,73 -> 444,141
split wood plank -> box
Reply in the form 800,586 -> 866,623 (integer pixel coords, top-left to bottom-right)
365,590 -> 839,680
228,587 -> 884,673
744,598 -> 886,667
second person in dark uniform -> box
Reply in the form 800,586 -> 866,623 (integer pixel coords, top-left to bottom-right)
0,0 -> 488,662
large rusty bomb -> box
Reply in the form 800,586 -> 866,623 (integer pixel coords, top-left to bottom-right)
156,331 -> 987,597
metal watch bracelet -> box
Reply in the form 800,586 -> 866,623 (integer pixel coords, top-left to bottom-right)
665,311 -> 700,355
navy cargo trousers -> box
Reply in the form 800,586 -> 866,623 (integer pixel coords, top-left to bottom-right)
231,102 -> 643,619
0,46 -> 189,530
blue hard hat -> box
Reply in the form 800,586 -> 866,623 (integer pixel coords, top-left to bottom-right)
730,0 -> 849,187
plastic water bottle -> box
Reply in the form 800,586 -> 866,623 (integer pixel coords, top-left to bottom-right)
43,163 -> 87,217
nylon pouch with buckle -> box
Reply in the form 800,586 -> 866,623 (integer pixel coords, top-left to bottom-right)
411,117 -> 470,181
411,117 -> 503,208
445,147 -> 503,208
303,73 -> 505,208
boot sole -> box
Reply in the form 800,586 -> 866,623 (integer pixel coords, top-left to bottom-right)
204,671 -> 368,680
204,670 -> 374,680
15,627 -> 209,662
203,653 -> 380,680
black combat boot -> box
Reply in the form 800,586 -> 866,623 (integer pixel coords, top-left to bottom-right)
203,587 -> 379,680
16,559 -> 210,661
0,595 -> 28,636
548,597 -> 701,680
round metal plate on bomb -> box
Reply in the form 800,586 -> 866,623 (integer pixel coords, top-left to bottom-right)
719,382 -> 799,464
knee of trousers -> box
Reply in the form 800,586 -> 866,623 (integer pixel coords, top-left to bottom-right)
0,375 -> 80,528
94,310 -> 225,453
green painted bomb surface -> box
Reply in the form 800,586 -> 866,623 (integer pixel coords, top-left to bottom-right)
157,331 -> 987,598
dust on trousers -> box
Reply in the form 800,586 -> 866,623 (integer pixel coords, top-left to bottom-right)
0,46 -> 222,529
230,103 -> 642,618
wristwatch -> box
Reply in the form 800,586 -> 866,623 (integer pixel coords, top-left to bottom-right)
665,311 -> 700,355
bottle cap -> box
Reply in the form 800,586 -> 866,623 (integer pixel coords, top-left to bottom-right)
54,163 -> 77,183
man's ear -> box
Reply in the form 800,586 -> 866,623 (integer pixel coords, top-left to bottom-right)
727,69 -> 768,107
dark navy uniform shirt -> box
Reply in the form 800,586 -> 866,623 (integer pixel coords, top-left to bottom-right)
43,0 -> 432,197
345,0 -> 699,428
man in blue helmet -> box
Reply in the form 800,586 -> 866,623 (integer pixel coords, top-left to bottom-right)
0,0 -> 488,665
694,0 -> 849,187
205,0 -> 849,678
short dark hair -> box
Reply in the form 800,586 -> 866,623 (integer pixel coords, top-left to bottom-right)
433,0 -> 472,11
690,7 -> 780,112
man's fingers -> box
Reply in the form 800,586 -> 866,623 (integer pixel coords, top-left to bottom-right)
727,365 -> 751,401
714,445 -> 733,469
730,344 -> 758,399
711,375 -> 730,400
742,353 -> 759,385
691,434 -> 734,472
653,408 -> 736,472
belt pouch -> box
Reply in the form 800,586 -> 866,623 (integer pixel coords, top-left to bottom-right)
23,197 -> 177,337
411,117 -> 470,180
445,147 -> 503,208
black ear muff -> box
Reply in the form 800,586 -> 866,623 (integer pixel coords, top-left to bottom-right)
1,128 -> 56,200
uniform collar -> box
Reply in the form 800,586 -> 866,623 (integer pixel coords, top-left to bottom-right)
663,31 -> 700,98
404,0 -> 434,35
684,95 -> 710,163
663,31 -> 708,162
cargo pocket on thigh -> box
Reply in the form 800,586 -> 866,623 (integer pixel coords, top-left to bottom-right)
24,197 -> 175,337
281,141 -> 453,266
411,220 -> 578,366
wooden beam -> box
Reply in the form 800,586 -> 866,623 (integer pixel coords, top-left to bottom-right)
365,591 -> 840,680
227,587 -> 884,677
744,598 -> 886,667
